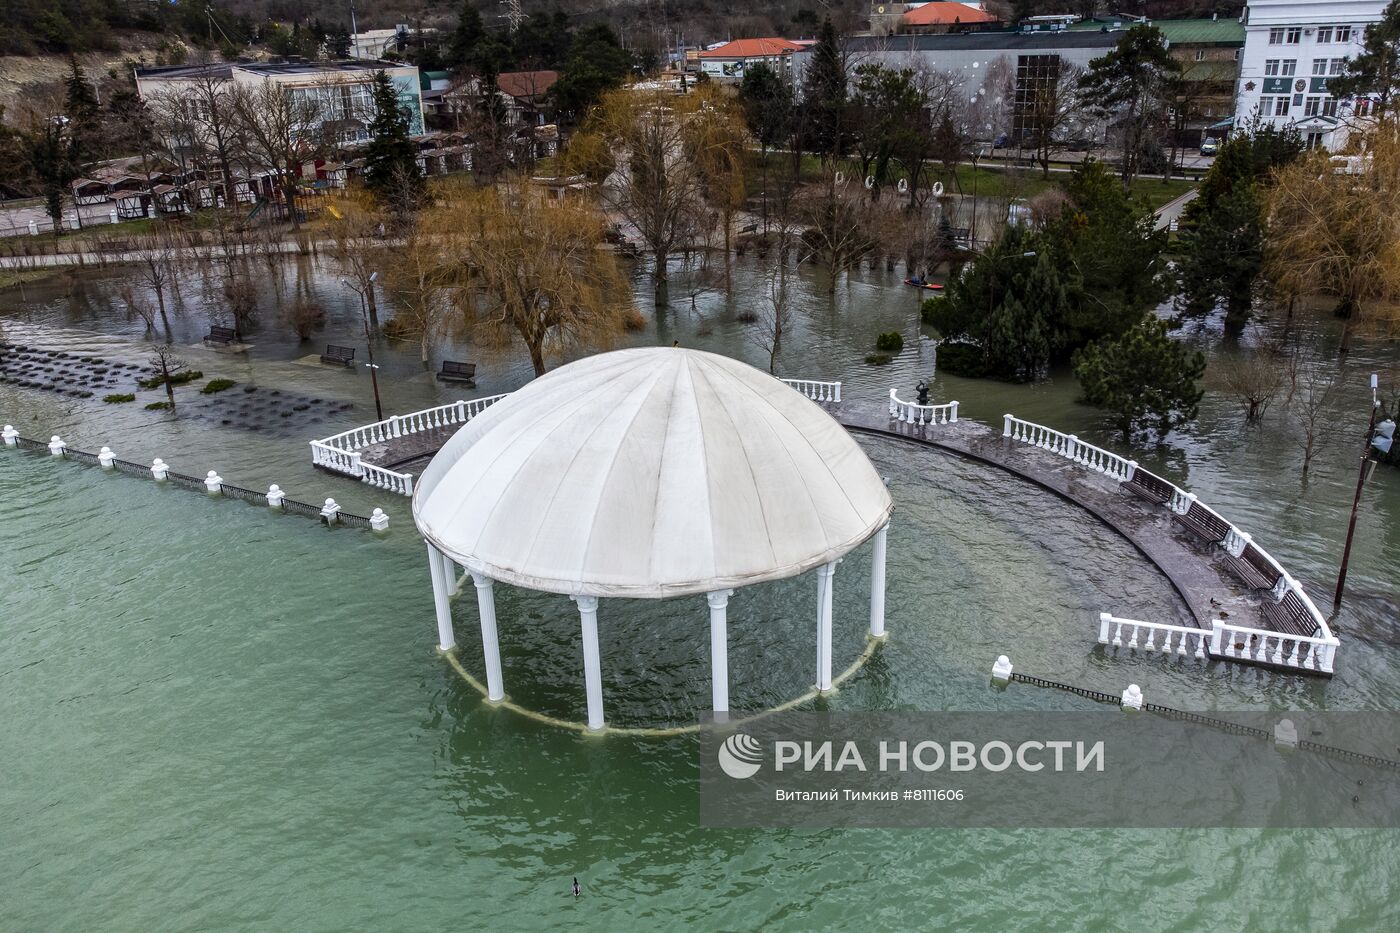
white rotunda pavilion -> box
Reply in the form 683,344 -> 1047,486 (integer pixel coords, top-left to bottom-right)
412,347 -> 894,730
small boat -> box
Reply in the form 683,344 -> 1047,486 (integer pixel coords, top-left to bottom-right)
904,279 -> 943,291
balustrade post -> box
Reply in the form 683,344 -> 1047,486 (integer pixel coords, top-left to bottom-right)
949,401 -> 958,423
1097,612 -> 1112,644
1124,460 -> 1138,482
370,508 -> 389,532
349,451 -> 364,478
204,470 -> 223,495
47,435 -> 65,457
98,446 -> 115,469
266,484 -> 285,509
1209,618 -> 1224,656
2,424 -> 17,446
320,498 -> 341,524
1065,434 -> 1078,462
834,382 -> 842,403
1003,414 -> 1013,437
151,458 -> 169,481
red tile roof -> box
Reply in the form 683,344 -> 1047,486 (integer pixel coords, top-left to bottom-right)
902,2 -> 998,26
698,38 -> 803,59
497,70 -> 558,101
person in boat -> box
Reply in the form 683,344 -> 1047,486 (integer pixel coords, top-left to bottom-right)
908,271 -> 925,286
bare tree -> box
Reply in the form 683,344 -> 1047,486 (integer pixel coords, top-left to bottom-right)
568,86 -> 712,303
147,344 -> 188,412
1023,62 -> 1087,178
753,262 -> 791,374
1216,350 -> 1285,423
229,80 -> 326,228
801,176 -> 876,293
325,193 -> 386,328
129,231 -> 182,337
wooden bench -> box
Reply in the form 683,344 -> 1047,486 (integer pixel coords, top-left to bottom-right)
1261,589 -> 1320,638
203,326 -> 238,347
1124,469 -> 1174,505
1224,543 -> 1282,592
1172,500 -> 1230,544
436,360 -> 476,384
320,344 -> 355,367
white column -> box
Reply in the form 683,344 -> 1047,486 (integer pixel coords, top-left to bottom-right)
471,573 -> 504,702
426,540 -> 456,651
573,595 -> 604,731
816,561 -> 838,692
707,589 -> 734,715
869,524 -> 888,638
437,548 -> 458,594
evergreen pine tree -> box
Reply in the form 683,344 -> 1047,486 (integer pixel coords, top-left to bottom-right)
801,17 -> 846,161
363,70 -> 424,210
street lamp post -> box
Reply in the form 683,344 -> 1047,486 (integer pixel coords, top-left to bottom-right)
1334,373 -> 1381,611
355,271 -> 384,421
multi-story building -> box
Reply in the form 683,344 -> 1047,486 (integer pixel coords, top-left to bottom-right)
135,59 -> 425,146
696,38 -> 806,82
869,2 -> 1001,36
1235,0 -> 1387,150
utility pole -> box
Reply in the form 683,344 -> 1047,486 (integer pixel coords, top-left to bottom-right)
355,272 -> 384,421
1334,373 -> 1381,611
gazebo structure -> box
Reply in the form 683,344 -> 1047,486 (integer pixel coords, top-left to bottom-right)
411,348 -> 894,730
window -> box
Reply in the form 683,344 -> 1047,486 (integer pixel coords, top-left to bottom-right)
1235,49 -> 1241,60
1259,96 -> 1274,114
1323,98 -> 1339,117
1317,26 -> 1333,43
1337,25 -> 1353,43
1312,59 -> 1328,76
1274,96 -> 1291,116
1305,96 -> 1322,116
1281,60 -> 1297,76
1355,98 -> 1372,116
1269,27 -> 1285,44
1286,27 -> 1302,44
1194,49 -> 1206,62
1330,58 -> 1346,75
1265,59 -> 1280,76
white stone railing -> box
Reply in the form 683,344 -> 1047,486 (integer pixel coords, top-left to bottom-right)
1008,411 -> 1339,672
1002,414 -> 1137,481
889,389 -> 958,426
310,394 -> 508,495
781,378 -> 842,403
1211,619 -> 1339,674
1097,613 -> 1210,659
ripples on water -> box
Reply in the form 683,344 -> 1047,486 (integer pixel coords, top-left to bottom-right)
2,259 -> 1399,927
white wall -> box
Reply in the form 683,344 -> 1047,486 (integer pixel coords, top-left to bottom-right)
1236,0 -> 1387,149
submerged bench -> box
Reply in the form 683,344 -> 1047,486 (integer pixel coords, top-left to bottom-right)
1172,500 -> 1230,544
437,360 -> 476,384
1261,588 -> 1321,638
1224,543 -> 1282,592
320,344 -> 355,367
203,326 -> 238,347
1124,469 -> 1174,505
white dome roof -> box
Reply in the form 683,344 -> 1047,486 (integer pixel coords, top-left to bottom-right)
412,348 -> 892,598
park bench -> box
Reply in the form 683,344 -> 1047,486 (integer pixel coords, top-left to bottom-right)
1123,469 -> 1174,505
320,344 -> 355,367
203,325 -> 239,347
436,360 -> 476,384
1224,543 -> 1282,592
1172,500 -> 1230,544
1260,588 -> 1320,638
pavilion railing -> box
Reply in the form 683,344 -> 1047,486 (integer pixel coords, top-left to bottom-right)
1097,613 -> 1208,660
309,394 -> 509,495
1000,412 -> 1338,673
889,389 -> 958,426
780,378 -> 842,403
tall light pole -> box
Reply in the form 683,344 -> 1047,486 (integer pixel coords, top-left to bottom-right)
1334,373 -> 1381,611
353,271 -> 384,421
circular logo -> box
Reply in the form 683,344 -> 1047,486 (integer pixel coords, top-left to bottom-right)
1295,79 -> 1307,93
717,733 -> 763,779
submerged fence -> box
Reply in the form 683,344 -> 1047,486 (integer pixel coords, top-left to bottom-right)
3,426 -> 389,535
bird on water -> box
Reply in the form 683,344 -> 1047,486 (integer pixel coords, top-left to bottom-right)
572,877 -> 581,898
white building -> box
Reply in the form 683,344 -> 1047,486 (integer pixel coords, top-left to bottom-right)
349,26 -> 408,60
1235,0 -> 1387,150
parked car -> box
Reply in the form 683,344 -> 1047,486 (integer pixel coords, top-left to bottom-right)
1199,136 -> 1219,156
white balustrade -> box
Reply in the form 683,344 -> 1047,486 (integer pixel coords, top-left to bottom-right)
1098,613 -> 1208,660
1211,619 -> 1339,674
1002,415 -> 1136,481
308,395 -> 508,495
888,389 -> 958,426
360,461 -> 415,497
780,378 -> 842,403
